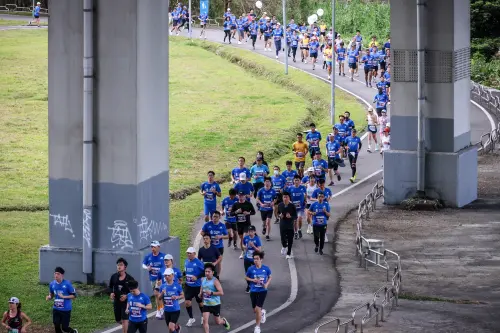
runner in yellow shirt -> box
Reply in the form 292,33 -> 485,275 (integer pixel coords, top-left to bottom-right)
292,133 -> 309,178
324,43 -> 333,80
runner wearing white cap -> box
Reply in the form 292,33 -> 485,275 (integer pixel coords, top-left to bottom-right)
142,241 -> 166,319
305,176 -> 318,234
183,247 -> 205,327
158,268 -> 184,333
157,254 -> 183,287
30,2 -> 41,27
2,297 -> 32,333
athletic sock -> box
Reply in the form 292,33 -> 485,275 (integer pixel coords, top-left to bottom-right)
186,306 -> 193,318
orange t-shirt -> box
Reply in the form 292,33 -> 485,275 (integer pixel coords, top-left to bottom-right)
293,141 -> 308,162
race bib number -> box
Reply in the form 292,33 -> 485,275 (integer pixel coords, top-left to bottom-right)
328,150 -> 336,157
310,140 -> 319,148
164,296 -> 174,306
211,237 -> 220,246
297,152 -> 304,158
316,216 -> 325,225
379,102 -> 386,107
255,171 -> 263,177
368,125 -> 377,132
9,329 -> 19,333
130,307 -> 141,317
315,168 -> 322,176
256,277 -> 265,287
294,201 -> 301,209
237,214 -> 246,222
186,274 -> 195,283
246,249 -> 255,259
54,298 -> 64,308
203,290 -> 212,299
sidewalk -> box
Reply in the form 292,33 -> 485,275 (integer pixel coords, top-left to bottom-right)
299,153 -> 500,333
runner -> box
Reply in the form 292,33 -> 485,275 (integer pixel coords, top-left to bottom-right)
302,166 -> 315,184
273,22 -> 284,59
245,251 -> 272,333
381,127 -> 391,157
290,30 -> 300,62
237,15 -> 245,44
366,107 -> 379,153
250,156 -> 269,199
361,47 -> 373,87
109,258 -> 135,333
324,42 -> 334,80
249,19 -> 259,49
300,32 -> 310,63
184,247 -> 205,327
158,254 -> 183,285
126,280 -> 152,333
142,240 -> 165,319
201,211 -> 229,276
312,179 -> 333,243
242,225 -> 262,293
46,267 -> 78,333
2,297 -> 32,333
223,17 -> 232,44
198,234 -> 222,276
200,264 -> 231,333
30,2 -> 41,27
378,110 -> 389,151
158,268 -> 184,333
344,111 -> 356,136
347,43 -> 359,82
326,134 -> 343,186
345,128 -> 362,183
336,41 -> 347,77
198,12 -> 208,39
256,177 -> 277,241
312,151 -> 328,183
278,191 -> 297,259
234,172 -> 254,201
200,171 -> 222,222
288,175 -> 307,239
271,166 -> 286,224
263,21 -> 273,51
306,123 -> 322,158
384,66 -> 391,98
309,192 -> 331,255
222,188 -> 239,248
354,30 -> 363,53
309,36 -> 320,70
305,176 -> 318,234
282,161 -> 298,188
231,191 -> 257,259
292,133 -> 308,178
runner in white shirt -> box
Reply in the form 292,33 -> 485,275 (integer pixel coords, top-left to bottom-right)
377,110 -> 389,151
305,176 -> 318,234
366,107 -> 379,153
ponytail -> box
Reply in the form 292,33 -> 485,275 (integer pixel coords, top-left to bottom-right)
17,303 -> 21,312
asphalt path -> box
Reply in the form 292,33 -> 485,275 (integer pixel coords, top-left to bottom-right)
0,17 -> 494,333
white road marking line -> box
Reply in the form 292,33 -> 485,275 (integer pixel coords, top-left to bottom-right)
471,100 -> 496,131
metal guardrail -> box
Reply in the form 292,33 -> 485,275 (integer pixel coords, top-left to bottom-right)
316,182 -> 402,333
471,82 -> 500,154
0,3 -> 48,14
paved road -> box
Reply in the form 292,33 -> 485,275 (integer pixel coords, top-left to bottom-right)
0,18 -> 494,333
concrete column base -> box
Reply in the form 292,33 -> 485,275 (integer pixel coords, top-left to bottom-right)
383,146 -> 478,207
39,236 -> 179,294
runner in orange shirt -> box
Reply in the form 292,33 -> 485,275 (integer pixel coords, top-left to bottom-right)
292,133 -> 308,178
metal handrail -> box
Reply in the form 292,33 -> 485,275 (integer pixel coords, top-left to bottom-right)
315,317 -> 340,333
471,82 -> 500,154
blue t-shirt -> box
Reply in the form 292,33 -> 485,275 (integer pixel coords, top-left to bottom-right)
234,181 -> 254,197
34,5 -> 40,15
374,93 -> 389,109
287,185 -> 306,210
345,119 -> 355,136
348,50 -> 359,64
346,136 -> 362,152
384,71 -> 391,82
243,235 -> 262,262
202,221 -> 228,249
312,159 -> 328,179
273,28 -> 283,41
355,35 -> 363,43
301,175 -> 310,184
271,175 -> 286,192
184,258 -> 205,287
376,81 -> 388,94
291,35 -> 299,47
310,201 -> 330,226
142,252 -> 166,281
127,293 -> 151,322
250,164 -> 269,184
362,54 -> 372,68
199,14 -> 208,23
246,265 -> 272,292
306,131 -> 322,150
222,196 -> 238,223
159,282 -> 183,312
257,187 -> 276,211
337,47 -> 346,60
312,187 -> 333,201
282,169 -> 298,187
326,141 -> 341,159
249,23 -> 258,35
232,167 -> 251,182
309,41 -> 320,54
201,182 -> 221,205
157,267 -> 183,285
334,123 -> 348,137
223,21 -> 231,30
330,133 -> 344,144
49,280 -> 76,311
264,25 -> 273,37
288,23 -> 298,31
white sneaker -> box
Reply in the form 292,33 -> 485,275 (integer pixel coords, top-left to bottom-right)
155,310 -> 162,319
239,252 -> 244,259
324,234 -> 329,243
375,146 -> 379,151
261,309 -> 267,323
286,254 -> 294,259
201,316 -> 204,325
307,225 -> 313,234
186,318 -> 195,327
276,56 -> 278,59
281,247 -> 286,255
238,41 -> 242,44
254,326 -> 261,333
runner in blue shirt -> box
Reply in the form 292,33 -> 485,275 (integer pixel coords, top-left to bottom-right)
250,158 -> 269,199
308,36 -> 320,70
312,151 -> 328,182
222,188 -> 239,248
336,42 -> 347,76
329,127 -> 345,146
271,165 -> 286,223
234,173 -> 254,201
157,254 -> 183,286
264,22 -> 273,51
282,161 -> 298,188
245,251 -> 272,332
355,30 -> 363,52
242,225 -> 262,293
384,67 -> 391,98
347,43 -> 359,82
273,23 -> 284,58
231,157 -> 251,184
200,171 -> 222,222
198,13 -> 208,39
249,21 -> 259,49
201,211 -> 228,276
126,280 -> 152,333
334,115 -> 348,139
373,88 -> 389,117
290,30 -> 300,62
325,135 -> 343,185
142,240 -> 165,318
344,111 -> 356,137
47,267 -> 77,333
309,192 -> 331,255
345,128 -> 362,183
376,75 -> 388,94
256,177 -> 276,241
287,175 -> 307,239
230,14 -> 237,37
361,47 -> 373,87
31,2 -> 41,27
285,27 -> 292,57
306,123 -> 322,158
312,179 -> 333,201
223,16 -> 232,43
158,268 -> 184,333
184,247 -> 205,327
370,46 -> 381,79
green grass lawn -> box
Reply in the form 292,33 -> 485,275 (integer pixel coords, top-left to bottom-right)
0,18 -> 47,26
0,29 -> 365,332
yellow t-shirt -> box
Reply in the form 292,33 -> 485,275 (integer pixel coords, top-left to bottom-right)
324,48 -> 333,61
320,24 -> 327,32
293,141 -> 308,162
302,38 -> 309,47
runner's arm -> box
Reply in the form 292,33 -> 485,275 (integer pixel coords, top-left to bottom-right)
264,275 -> 272,289
1,312 -> 9,329
213,279 -> 224,296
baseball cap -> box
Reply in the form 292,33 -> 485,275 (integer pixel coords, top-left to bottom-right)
238,190 -> 246,196
239,173 -> 247,180
164,254 -> 174,260
186,247 -> 196,253
150,240 -> 160,247
307,167 -> 314,173
384,127 -> 390,133
163,268 -> 174,276
9,297 -> 19,304
248,225 -> 256,231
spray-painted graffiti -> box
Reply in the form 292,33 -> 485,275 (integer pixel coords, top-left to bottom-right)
50,214 -> 75,238
108,220 -> 134,250
82,209 -> 92,248
135,216 -> 169,242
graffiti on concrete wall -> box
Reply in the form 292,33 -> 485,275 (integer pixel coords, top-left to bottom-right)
108,220 -> 134,250
82,209 -> 92,248
135,216 -> 169,243
50,213 -> 75,238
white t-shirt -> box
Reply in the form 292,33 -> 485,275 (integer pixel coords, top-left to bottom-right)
382,135 -> 391,151
306,184 -> 318,204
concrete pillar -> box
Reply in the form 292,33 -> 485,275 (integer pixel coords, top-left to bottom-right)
40,0 -> 178,292
384,0 -> 477,207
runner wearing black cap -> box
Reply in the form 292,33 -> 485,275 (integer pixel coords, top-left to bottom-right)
231,191 -> 256,259
109,258 -> 135,333
46,267 -> 78,333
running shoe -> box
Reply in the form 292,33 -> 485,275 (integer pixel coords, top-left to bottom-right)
262,227 -> 266,235
266,235 -> 270,241
239,252 -> 244,259
324,234 -> 329,243
315,246 -> 319,253
246,286 -> 250,293
328,182 -> 334,186
177,325 -> 182,333
294,232 -> 299,240
337,174 -> 341,181
281,247 -> 287,255
254,326 -> 261,333
227,238 -> 232,247
261,309 -> 267,323
155,310 -> 162,319
233,243 -> 238,250
186,318 -> 196,326
223,317 -> 231,330
319,249 -> 324,255
274,218 -> 280,224
201,316 -> 204,325
298,229 -> 303,238
286,254 -> 294,259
